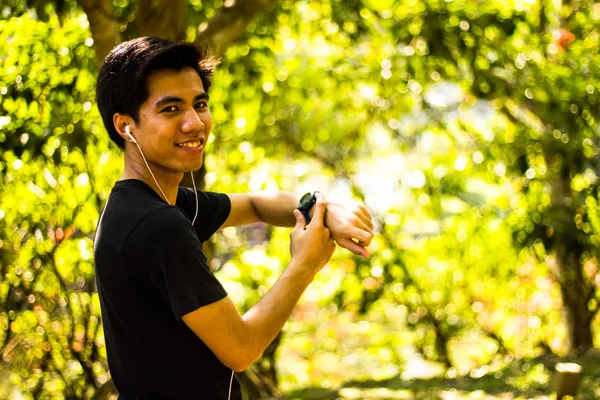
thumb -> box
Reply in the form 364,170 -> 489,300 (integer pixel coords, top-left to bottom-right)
293,209 -> 306,230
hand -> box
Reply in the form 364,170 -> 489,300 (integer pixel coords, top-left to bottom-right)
289,194 -> 336,276
322,201 -> 374,259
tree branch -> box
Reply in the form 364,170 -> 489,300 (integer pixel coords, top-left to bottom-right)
195,0 -> 279,57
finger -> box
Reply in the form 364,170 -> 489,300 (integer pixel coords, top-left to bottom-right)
341,226 -> 373,247
358,205 -> 375,230
336,237 -> 370,259
355,204 -> 374,229
292,209 -> 306,231
310,194 -> 327,227
350,216 -> 375,236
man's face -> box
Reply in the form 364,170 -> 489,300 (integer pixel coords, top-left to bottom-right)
132,67 -> 212,175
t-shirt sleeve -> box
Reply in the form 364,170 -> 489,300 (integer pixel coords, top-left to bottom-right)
178,188 -> 231,242
124,207 -> 228,320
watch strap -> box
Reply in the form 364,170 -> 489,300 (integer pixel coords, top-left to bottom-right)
300,209 -> 311,223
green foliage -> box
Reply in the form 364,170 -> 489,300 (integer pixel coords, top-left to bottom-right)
2,0 -> 600,398
0,9 -> 121,398
0,12 -> 97,156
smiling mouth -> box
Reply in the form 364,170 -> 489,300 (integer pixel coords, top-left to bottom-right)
176,139 -> 203,148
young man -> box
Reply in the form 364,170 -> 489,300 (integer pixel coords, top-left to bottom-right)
94,36 -> 373,399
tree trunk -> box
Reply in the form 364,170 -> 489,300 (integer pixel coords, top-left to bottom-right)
550,178 -> 594,355
135,0 -> 188,43
77,0 -> 121,68
553,235 -> 594,354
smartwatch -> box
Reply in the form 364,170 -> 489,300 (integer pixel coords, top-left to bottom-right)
297,191 -> 319,223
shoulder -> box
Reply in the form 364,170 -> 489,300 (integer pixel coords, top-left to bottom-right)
176,188 -> 231,223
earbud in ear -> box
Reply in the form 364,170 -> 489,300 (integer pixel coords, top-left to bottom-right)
124,125 -> 137,144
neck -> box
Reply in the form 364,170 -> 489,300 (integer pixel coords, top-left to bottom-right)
121,148 -> 181,205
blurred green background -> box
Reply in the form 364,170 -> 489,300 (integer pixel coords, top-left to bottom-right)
1,0 -> 600,398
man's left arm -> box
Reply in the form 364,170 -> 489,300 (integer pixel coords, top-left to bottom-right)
222,192 -> 374,259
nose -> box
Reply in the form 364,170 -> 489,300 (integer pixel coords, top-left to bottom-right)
180,107 -> 204,133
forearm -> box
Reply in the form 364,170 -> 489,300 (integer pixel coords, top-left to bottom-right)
239,262 -> 313,367
250,191 -> 301,227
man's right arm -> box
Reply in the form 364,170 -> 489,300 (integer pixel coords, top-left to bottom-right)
182,194 -> 335,372
182,261 -> 314,371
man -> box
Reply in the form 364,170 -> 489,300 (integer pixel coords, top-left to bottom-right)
94,36 -> 374,399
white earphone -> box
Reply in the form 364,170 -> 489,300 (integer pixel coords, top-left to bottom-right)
124,125 -> 137,144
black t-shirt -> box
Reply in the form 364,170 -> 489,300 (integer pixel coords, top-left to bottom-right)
94,179 -> 241,399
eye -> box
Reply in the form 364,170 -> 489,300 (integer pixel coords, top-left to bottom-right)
161,105 -> 179,113
195,101 -> 208,109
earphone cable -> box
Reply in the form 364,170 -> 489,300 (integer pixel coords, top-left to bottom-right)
134,141 -> 171,206
228,369 -> 234,400
190,171 -> 199,225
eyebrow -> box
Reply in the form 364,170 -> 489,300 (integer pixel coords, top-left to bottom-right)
154,93 -> 209,109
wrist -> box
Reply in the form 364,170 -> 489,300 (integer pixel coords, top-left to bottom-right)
286,260 -> 316,283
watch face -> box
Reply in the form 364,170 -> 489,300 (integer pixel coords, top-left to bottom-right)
300,192 -> 311,205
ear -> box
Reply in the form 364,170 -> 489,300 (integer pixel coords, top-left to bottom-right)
113,113 -> 136,143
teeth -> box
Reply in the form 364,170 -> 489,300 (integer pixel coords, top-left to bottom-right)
178,141 -> 201,148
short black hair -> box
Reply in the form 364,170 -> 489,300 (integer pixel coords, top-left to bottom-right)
96,36 -> 219,149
